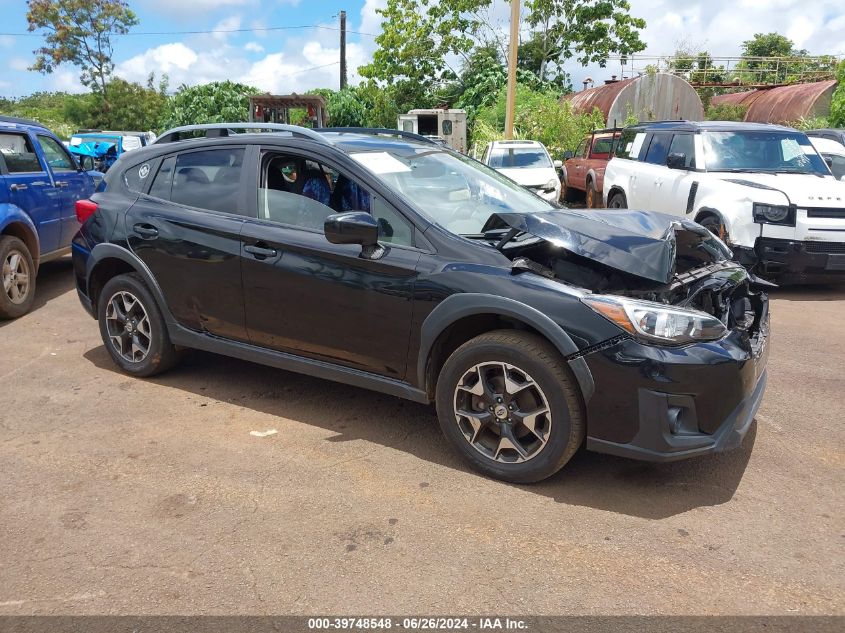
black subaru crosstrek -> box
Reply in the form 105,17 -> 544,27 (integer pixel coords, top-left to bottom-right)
71,124 -> 770,483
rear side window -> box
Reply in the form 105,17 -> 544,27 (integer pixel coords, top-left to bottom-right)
591,137 -> 614,156
644,133 -> 672,165
170,148 -> 245,213
0,132 -> 42,173
149,156 -> 175,199
37,135 -> 76,172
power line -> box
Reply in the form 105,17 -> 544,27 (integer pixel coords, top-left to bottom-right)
0,24 -> 378,38
286,61 -> 340,77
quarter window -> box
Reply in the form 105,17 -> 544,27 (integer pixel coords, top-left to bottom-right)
258,153 -> 414,246
0,133 -> 41,173
37,135 -> 76,172
169,149 -> 245,214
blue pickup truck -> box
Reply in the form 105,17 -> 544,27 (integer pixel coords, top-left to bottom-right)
0,116 -> 98,318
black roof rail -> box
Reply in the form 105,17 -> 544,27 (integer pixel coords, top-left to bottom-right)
0,115 -> 47,129
154,122 -> 330,145
318,127 -> 440,146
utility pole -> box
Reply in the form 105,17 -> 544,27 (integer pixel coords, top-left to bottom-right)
340,10 -> 347,90
504,0 -> 520,139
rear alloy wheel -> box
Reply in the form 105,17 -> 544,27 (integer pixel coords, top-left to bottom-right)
586,181 -> 601,208
0,235 -> 36,319
436,330 -> 584,483
98,273 -> 180,377
607,191 -> 627,209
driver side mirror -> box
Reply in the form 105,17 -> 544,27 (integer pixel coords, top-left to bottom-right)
562,151 -> 574,160
666,152 -> 687,170
324,211 -> 383,258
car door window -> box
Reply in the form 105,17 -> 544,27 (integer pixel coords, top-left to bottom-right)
169,148 -> 245,214
668,134 -> 696,168
644,133 -> 672,165
259,152 -> 414,246
576,140 -> 589,158
37,135 -> 76,172
148,155 -> 176,200
0,133 -> 42,173
826,154 -> 845,179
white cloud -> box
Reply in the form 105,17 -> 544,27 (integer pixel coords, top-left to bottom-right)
49,69 -> 87,94
212,15 -> 242,43
244,41 -> 265,53
0,35 -> 15,49
9,58 -> 30,72
116,43 -> 200,81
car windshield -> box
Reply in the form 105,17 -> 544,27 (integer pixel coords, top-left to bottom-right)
488,147 -> 552,169
350,148 -> 554,236
702,130 -> 829,175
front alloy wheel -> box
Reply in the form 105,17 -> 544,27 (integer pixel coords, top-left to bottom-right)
454,362 -> 552,463
105,290 -> 153,363
2,249 -> 30,305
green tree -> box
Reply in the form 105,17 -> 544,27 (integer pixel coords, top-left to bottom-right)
361,0 -> 645,107
26,0 -> 139,102
830,60 -> 845,127
94,74 -> 169,131
523,0 -> 646,79
161,81 -> 260,129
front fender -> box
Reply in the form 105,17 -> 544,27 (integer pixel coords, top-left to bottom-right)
417,293 -> 595,404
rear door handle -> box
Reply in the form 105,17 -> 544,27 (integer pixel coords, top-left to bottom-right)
244,244 -> 278,258
55,181 -> 69,188
9,183 -> 27,191
133,223 -> 159,238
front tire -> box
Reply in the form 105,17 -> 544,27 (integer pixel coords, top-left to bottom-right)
435,330 -> 585,484
607,191 -> 627,209
698,213 -> 730,243
97,273 -> 180,377
0,235 -> 36,319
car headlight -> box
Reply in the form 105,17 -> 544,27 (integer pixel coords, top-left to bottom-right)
582,295 -> 727,345
542,178 -> 559,191
752,202 -> 794,225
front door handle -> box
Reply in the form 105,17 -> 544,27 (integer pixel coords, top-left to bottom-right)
244,243 -> 278,259
55,181 -> 69,188
133,223 -> 159,239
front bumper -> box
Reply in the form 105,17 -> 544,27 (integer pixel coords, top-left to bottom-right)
581,315 -> 769,463
753,237 -> 845,283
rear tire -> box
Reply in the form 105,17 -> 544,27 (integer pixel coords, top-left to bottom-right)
0,235 -> 36,319
97,273 -> 181,377
586,180 -> 601,208
435,330 -> 585,484
607,191 -> 627,209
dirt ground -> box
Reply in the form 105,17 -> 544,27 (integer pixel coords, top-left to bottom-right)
0,257 -> 843,615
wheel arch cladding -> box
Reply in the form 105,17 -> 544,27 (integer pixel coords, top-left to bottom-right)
694,207 -> 729,229
87,243 -> 174,324
418,294 -> 595,404
1,216 -> 40,270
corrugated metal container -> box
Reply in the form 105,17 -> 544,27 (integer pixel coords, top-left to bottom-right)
562,73 -> 704,124
710,80 -> 837,124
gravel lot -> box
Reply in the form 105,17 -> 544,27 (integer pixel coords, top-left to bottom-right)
1,257 -> 843,615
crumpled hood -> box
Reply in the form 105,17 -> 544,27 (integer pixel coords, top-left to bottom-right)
483,208 -> 731,284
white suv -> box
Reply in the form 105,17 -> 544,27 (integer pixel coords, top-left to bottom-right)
481,140 -> 562,202
603,121 -> 845,283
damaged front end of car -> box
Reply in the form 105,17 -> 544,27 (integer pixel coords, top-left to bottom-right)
481,208 -> 771,460
483,208 -> 770,348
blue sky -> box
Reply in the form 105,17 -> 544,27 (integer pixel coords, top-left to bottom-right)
0,0 -> 843,98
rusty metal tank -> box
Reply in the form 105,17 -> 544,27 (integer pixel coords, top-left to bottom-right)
562,73 -> 704,124
709,80 -> 837,124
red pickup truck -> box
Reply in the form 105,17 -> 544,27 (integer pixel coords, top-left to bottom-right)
561,129 -> 620,208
